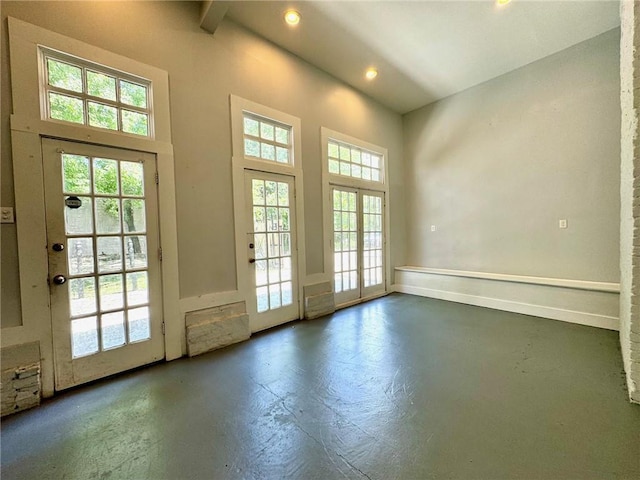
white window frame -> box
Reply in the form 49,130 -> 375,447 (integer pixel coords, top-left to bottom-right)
230,95 -> 306,329
327,138 -> 385,184
321,127 -> 391,307
39,47 -> 155,137
5,17 -> 180,397
241,112 -> 294,166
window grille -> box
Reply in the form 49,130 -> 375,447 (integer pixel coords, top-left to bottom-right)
242,112 -> 293,165
41,48 -> 153,137
327,140 -> 383,183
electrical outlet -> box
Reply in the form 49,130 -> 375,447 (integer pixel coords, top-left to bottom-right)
1,207 -> 14,224
431,225 -> 437,232
559,219 -> 568,229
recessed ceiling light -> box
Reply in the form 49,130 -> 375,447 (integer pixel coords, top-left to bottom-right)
284,10 -> 301,26
496,0 -> 512,6
365,68 -> 378,80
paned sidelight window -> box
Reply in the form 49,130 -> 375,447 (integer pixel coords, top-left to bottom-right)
242,113 -> 293,165
41,48 -> 152,137
328,140 -> 383,183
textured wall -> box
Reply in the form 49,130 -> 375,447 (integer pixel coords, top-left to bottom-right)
619,0 -> 640,404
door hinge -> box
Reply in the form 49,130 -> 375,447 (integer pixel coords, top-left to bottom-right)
162,322 -> 166,335
155,172 -> 159,185
158,247 -> 163,261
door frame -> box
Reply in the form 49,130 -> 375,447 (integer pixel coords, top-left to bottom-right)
5,18 -> 179,397
230,96 -> 307,333
321,127 -> 391,309
42,139 -> 165,390
244,170 -> 300,331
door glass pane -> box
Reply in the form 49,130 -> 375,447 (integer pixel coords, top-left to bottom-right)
102,311 -> 126,350
128,307 -> 151,342
63,155 -> 91,194
333,189 -> 358,293
65,197 -> 93,235
67,238 -> 94,276
57,151 -> 154,362
123,199 -> 146,233
126,272 -> 148,306
71,316 -> 99,358
97,236 -> 123,273
121,162 -> 144,196
363,194 -> 383,288
124,236 -> 147,270
95,198 -> 121,234
69,278 -> 97,317
251,177 -> 294,313
93,158 -> 119,195
99,274 -> 124,311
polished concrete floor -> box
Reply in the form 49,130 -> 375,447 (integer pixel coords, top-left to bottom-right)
2,293 -> 639,480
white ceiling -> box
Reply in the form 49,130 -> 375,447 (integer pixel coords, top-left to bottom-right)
220,1 -> 621,114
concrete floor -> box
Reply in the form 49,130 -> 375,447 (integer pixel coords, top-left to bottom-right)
1,293 -> 639,480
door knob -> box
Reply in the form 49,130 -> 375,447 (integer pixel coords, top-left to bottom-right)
52,243 -> 65,252
249,258 -> 256,264
53,275 -> 67,285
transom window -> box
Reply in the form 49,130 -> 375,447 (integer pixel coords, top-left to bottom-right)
40,48 -> 152,137
328,140 -> 383,183
243,112 -> 293,165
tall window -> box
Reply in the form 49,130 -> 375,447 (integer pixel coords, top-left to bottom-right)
40,48 -> 153,137
242,112 -> 293,165
327,139 -> 383,182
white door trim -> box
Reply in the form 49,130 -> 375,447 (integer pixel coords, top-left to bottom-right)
6,18 -> 179,397
230,95 -> 306,332
320,127 -> 391,308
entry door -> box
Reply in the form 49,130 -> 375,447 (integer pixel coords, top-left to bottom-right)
245,171 -> 299,331
42,139 -> 164,390
332,187 -> 385,306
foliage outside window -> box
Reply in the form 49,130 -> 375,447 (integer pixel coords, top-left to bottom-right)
328,140 -> 383,183
242,113 -> 293,165
42,49 -> 152,137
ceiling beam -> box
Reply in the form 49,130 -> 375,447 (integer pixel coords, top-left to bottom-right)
200,1 -> 228,35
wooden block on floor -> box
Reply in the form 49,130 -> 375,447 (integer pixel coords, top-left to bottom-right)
186,302 -> 250,357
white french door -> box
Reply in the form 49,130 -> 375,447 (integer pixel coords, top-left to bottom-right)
245,170 -> 299,331
42,139 -> 164,390
332,186 -> 385,306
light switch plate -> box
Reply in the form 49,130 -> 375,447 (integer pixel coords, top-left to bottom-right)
431,225 -> 437,232
1,207 -> 14,224
559,219 -> 568,229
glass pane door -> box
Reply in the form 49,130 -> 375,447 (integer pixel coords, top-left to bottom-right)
332,187 -> 386,306
43,139 -> 164,390
245,171 -> 299,331
333,188 -> 360,305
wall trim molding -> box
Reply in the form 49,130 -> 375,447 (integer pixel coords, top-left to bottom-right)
394,283 -> 619,331
179,291 -> 244,317
396,266 -> 619,293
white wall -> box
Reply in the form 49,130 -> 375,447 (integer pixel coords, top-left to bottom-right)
403,29 -> 620,282
398,29 -> 621,330
0,1 -> 405,328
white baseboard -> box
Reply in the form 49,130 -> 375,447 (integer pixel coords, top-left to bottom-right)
395,284 -> 618,330
394,268 -> 620,331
